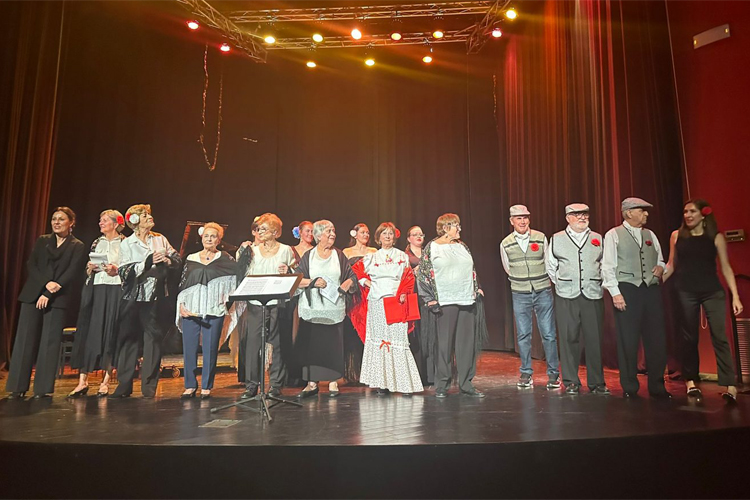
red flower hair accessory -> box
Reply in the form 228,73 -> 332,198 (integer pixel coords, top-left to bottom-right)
701,206 -> 713,216
395,228 -> 401,239
116,215 -> 125,226
645,240 -> 653,246
591,238 -> 601,247
530,243 -> 540,252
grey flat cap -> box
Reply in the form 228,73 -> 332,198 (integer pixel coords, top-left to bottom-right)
565,203 -> 590,214
509,204 -> 531,217
621,197 -> 653,211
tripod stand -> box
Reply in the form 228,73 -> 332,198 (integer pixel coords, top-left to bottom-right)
212,276 -> 303,422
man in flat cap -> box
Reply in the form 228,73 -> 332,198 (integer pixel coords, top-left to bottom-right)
602,197 -> 670,398
500,205 -> 561,389
546,204 -> 609,395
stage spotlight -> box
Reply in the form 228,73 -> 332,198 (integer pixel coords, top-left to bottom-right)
492,27 -> 503,38
505,8 -> 518,20
422,55 -> 433,64
306,61 -> 317,68
351,28 -> 363,40
220,43 -> 231,52
187,20 -> 199,30
391,32 -> 402,41
365,58 -> 375,67
432,29 -> 444,39
264,35 -> 276,44
312,33 -> 324,43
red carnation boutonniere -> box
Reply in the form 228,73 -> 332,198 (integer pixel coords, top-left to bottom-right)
116,215 -> 125,226
701,206 -> 713,216
645,240 -> 653,247
430,269 -> 435,279
591,238 -> 601,247
530,243 -> 540,252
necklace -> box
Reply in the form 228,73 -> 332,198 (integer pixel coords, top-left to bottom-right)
382,248 -> 395,263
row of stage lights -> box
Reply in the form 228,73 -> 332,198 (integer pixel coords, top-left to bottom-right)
186,7 -> 517,65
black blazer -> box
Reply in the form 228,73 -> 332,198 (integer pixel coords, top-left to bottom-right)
18,234 -> 86,309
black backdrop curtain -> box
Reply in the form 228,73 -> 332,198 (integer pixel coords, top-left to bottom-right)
0,1 -> 66,371
2,0 -> 685,368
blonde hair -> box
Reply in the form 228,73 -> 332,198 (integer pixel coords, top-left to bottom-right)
436,213 -> 460,236
100,209 -> 125,233
257,213 -> 282,236
202,222 -> 224,240
125,204 -> 151,230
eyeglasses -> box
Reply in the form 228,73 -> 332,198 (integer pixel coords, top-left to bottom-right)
257,226 -> 270,234
448,224 -> 462,230
570,213 -> 590,219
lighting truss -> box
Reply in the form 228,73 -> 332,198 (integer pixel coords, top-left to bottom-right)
226,2 -> 493,23
175,0 -> 268,62
267,28 -> 475,50
466,0 -> 512,54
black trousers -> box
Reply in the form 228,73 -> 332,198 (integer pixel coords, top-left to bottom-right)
6,303 -> 66,395
677,288 -> 736,386
112,301 -> 164,397
555,294 -> 605,388
239,304 -> 286,389
434,304 -> 476,393
614,283 -> 667,395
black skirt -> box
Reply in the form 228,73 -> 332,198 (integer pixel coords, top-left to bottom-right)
72,284 -> 122,372
298,320 -> 344,382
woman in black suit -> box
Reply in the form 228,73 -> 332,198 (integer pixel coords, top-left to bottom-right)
6,207 -> 86,399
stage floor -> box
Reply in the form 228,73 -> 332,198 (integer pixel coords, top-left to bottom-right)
1,351 -> 749,499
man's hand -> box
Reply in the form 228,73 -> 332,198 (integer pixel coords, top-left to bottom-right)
612,294 -> 627,311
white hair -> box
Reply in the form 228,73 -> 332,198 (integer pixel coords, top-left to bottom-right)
312,219 -> 334,243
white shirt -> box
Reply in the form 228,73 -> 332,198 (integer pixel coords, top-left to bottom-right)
430,241 -> 475,306
298,248 -> 345,324
601,221 -> 665,297
500,230 -> 550,275
545,226 -> 590,285
245,243 -> 296,306
361,248 -> 409,301
176,251 -> 235,322
119,232 -> 176,301
92,237 -> 122,286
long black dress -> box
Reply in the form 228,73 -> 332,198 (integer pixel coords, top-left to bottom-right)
405,245 -> 435,385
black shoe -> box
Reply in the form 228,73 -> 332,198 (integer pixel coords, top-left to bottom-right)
142,391 -> 156,399
461,389 -> 486,398
180,389 -> 197,400
590,385 -> 610,395
329,390 -> 340,398
565,384 -> 580,394
108,392 -> 131,399
722,392 -> 737,404
650,391 -> 672,400
7,392 -> 26,400
546,377 -> 562,389
435,390 -> 448,399
241,386 -> 259,399
32,393 -> 52,399
687,386 -> 702,398
623,391 -> 639,399
376,388 -> 390,396
267,387 -> 282,397
200,391 -> 211,400
67,387 -> 89,398
297,387 -> 319,398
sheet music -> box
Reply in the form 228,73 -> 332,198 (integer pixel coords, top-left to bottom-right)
319,276 -> 341,304
89,252 -> 108,266
232,275 -> 299,298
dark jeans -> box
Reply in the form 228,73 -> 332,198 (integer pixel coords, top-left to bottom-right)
677,288 -> 736,386
181,315 -> 224,390
511,288 -> 560,378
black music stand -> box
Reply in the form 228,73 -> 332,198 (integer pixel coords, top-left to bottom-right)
211,274 -> 303,422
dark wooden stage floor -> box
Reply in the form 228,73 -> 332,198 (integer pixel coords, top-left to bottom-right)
2,351 -> 749,499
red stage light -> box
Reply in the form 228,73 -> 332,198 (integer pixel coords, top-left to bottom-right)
220,43 -> 231,52
187,21 -> 199,30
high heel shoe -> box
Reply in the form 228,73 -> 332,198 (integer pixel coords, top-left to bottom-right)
6,392 -> 26,400
67,386 -> 89,398
181,389 -> 197,400
201,390 -> 211,400
97,384 -> 109,398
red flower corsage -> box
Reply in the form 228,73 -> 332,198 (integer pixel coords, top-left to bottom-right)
645,240 -> 653,246
701,206 -> 713,216
395,228 -> 401,239
591,238 -> 601,247
530,243 -> 540,252
116,215 -> 125,226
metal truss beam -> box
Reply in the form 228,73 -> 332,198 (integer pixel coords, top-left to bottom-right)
267,28 -> 475,50
176,0 -> 268,62
466,0 -> 511,54
227,1 -> 493,23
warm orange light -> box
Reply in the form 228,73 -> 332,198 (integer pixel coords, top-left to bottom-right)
432,30 -> 444,39
264,35 -> 276,44
187,21 -> 199,30
306,61 -> 317,68
220,43 -> 231,52
391,32 -> 402,41
351,28 -> 363,40
505,8 -> 518,20
312,33 -> 324,43
365,58 -> 375,66
492,28 -> 503,38
422,55 -> 433,64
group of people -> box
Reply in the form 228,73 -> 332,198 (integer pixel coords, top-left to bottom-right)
4,196 -> 744,404
501,197 -> 743,401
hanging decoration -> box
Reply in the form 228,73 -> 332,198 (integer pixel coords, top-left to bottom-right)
199,44 -> 224,171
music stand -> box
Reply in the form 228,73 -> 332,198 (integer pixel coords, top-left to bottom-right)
211,274 -> 303,422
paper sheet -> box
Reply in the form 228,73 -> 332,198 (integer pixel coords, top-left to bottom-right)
89,252 -> 108,266
231,275 -> 299,298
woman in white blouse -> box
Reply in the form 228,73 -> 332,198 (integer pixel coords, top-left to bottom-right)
176,223 -> 238,399
236,213 -> 296,399
417,213 -> 485,399
69,210 -> 126,398
295,220 -> 357,398
352,223 -> 423,395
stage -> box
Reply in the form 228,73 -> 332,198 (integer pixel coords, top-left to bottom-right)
1,351 -> 748,499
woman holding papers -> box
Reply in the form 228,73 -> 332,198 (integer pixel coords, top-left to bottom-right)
69,209 -> 126,398
417,213 -> 487,399
294,220 -> 358,398
176,222 -> 238,400
6,207 -> 86,399
352,223 -> 423,396
236,213 -> 296,399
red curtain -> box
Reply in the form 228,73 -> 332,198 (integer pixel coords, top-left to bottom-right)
0,1 -> 66,370
494,0 -> 684,367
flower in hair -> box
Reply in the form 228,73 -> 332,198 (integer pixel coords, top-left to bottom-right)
292,226 -> 301,239
395,228 -> 401,239
591,238 -> 601,247
701,206 -> 713,216
116,215 -> 125,226
350,229 -> 357,238
128,213 -> 140,225
198,227 -> 205,237
530,243 -> 540,252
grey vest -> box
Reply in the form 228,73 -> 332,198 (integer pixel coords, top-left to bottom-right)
550,229 -> 604,300
614,225 -> 659,287
501,230 -> 551,293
